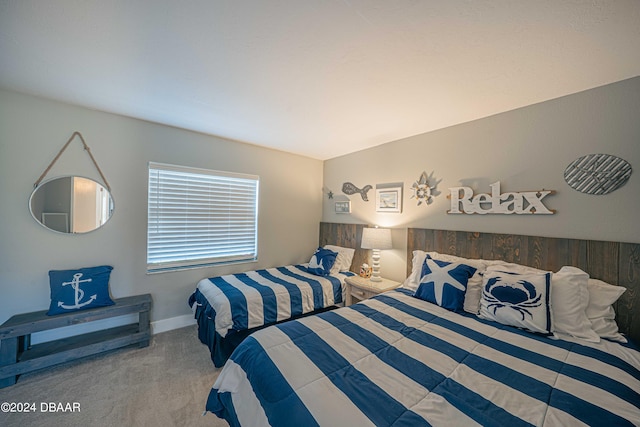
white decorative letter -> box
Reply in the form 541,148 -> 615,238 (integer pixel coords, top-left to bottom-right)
521,191 -> 553,214
448,187 -> 474,213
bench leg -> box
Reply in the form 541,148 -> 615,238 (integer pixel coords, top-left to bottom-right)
139,310 -> 150,348
0,337 -> 19,388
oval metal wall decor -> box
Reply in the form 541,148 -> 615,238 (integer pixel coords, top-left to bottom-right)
564,153 -> 632,195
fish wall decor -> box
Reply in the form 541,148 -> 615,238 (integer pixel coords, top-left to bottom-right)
342,182 -> 373,201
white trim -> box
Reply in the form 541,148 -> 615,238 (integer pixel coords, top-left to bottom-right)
151,314 -> 196,335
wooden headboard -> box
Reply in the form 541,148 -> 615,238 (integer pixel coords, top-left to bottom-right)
407,228 -> 640,344
319,222 -> 369,273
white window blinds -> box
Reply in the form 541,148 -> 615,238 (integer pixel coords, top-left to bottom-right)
147,162 -> 259,273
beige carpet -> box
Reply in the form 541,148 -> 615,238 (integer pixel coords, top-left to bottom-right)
0,325 -> 229,427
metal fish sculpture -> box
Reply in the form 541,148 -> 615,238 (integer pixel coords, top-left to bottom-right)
342,182 -> 373,201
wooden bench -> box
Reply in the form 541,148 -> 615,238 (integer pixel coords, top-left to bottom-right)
0,294 -> 152,388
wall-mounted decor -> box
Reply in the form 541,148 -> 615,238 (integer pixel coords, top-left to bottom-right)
334,201 -> 351,214
564,153 -> 632,195
328,191 -> 334,199
448,181 -> 555,215
342,182 -> 373,201
375,186 -> 402,213
30,131 -> 114,234
410,171 -> 438,206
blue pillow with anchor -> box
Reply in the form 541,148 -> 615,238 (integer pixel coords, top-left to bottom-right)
47,265 -> 115,316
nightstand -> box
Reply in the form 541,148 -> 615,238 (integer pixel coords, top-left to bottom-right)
344,276 -> 401,306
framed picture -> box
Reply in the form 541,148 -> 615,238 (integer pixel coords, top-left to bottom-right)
334,201 -> 351,214
376,187 -> 402,213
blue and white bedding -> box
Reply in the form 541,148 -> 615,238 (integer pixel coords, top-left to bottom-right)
207,289 -> 640,426
190,264 -> 354,367
190,264 -> 352,338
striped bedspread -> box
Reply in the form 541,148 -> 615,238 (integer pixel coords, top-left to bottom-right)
190,264 -> 351,338
207,289 -> 640,426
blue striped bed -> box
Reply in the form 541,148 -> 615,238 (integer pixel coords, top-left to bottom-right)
206,289 -> 640,426
189,264 -> 354,367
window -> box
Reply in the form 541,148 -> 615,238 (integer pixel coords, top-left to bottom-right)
147,162 -> 259,273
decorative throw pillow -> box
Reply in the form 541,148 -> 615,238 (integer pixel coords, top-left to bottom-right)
586,279 -> 627,343
479,270 -> 552,335
403,251 -> 488,314
430,253 -> 488,314
307,247 -> 338,276
324,245 -> 355,273
47,265 -> 115,316
414,255 -> 477,312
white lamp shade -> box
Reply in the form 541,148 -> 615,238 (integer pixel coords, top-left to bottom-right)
361,227 -> 392,250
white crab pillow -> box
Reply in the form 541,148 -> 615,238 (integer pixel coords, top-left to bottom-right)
479,269 -> 552,335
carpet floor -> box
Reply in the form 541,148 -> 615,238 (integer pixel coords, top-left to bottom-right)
0,325 -> 228,427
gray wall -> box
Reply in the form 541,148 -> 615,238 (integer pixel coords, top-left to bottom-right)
0,89 -> 323,328
323,76 -> 640,283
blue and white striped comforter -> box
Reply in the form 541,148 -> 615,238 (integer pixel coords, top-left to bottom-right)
191,264 -> 350,337
207,289 -> 640,426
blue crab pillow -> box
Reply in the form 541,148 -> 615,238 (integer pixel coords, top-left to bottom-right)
47,265 -> 115,316
414,255 -> 477,312
479,270 -> 552,334
307,247 -> 338,277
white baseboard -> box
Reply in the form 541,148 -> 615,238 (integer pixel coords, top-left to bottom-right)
151,314 -> 196,335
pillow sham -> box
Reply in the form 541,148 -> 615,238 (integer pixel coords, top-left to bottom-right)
402,250 -> 428,292
550,266 -> 599,342
414,255 -> 476,312
479,269 -> 552,335
324,245 -> 355,274
47,265 -> 115,316
308,247 -> 338,276
586,279 -> 627,343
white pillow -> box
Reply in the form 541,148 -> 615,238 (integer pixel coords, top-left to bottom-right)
479,269 -> 552,335
402,250 -> 428,292
551,267 -> 599,342
485,262 -> 544,275
586,279 -> 627,343
403,251 -> 488,314
487,263 -> 599,342
324,245 -> 355,274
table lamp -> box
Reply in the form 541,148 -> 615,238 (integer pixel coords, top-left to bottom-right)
361,227 -> 392,281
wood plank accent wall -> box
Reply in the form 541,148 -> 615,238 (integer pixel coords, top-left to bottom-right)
319,222 -> 369,273
407,228 -> 640,344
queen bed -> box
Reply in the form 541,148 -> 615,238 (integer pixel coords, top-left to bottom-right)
203,225 -> 640,426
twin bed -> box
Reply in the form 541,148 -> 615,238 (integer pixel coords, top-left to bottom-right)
189,238 -> 360,367
191,223 -> 640,426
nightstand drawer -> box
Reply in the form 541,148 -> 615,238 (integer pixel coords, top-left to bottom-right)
350,287 -> 378,301
344,276 -> 401,306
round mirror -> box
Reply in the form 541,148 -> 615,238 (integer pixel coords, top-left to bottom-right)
29,176 -> 114,234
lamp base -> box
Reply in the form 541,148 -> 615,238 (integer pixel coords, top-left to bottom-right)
370,249 -> 382,281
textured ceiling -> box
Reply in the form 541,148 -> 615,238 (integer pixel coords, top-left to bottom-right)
1,0 -> 639,160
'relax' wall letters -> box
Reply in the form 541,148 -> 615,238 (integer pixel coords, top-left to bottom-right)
448,181 -> 555,215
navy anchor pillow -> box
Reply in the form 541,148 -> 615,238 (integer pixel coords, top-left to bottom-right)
47,265 -> 115,316
414,255 -> 477,312
307,247 -> 338,276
